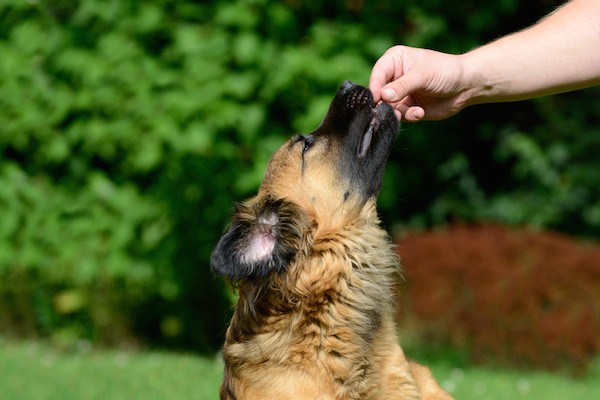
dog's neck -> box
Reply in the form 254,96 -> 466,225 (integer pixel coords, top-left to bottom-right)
226,216 -> 399,346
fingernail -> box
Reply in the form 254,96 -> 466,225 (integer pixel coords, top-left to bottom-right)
412,109 -> 425,120
382,88 -> 398,101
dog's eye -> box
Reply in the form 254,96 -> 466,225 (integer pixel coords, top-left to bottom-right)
302,135 -> 315,153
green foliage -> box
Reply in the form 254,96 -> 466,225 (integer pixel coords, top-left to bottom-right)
413,97 -> 600,234
0,0 -> 391,350
0,0 -> 599,354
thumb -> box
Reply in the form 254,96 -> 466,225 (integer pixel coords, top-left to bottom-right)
381,69 -> 425,103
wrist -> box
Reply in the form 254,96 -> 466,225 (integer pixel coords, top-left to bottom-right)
457,51 -> 497,107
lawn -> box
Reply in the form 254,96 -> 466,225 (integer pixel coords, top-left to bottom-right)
0,340 -> 223,400
0,339 -> 598,399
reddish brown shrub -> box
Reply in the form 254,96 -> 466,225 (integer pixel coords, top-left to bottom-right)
396,223 -> 600,372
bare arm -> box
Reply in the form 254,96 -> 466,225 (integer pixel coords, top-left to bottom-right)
463,0 -> 600,105
369,0 -> 600,122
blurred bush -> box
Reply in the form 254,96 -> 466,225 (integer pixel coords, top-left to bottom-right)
0,0 -> 598,354
397,224 -> 600,372
0,0 -> 393,351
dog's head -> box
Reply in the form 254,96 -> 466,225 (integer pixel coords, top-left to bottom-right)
211,81 -> 398,280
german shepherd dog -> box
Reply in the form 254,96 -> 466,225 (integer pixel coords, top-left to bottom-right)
211,81 -> 452,400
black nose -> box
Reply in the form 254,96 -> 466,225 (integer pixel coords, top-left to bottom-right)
339,80 -> 356,95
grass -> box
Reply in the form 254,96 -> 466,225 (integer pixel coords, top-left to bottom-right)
0,340 -> 222,400
426,358 -> 600,400
0,339 -> 599,399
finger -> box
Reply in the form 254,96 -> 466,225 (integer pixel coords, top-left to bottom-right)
393,103 -> 424,123
369,53 -> 401,103
381,68 -> 426,104
403,106 -> 425,122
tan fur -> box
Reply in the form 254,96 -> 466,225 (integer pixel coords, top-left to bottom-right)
214,83 -> 453,399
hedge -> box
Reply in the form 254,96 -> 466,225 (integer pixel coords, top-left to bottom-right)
1,0 -> 599,354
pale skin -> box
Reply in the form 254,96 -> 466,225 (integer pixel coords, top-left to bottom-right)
369,0 -> 600,122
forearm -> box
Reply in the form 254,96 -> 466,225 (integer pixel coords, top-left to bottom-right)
461,0 -> 600,105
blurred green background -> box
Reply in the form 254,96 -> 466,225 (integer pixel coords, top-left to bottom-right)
1,0 -> 599,371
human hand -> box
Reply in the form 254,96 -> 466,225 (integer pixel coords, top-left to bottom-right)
369,45 -> 470,122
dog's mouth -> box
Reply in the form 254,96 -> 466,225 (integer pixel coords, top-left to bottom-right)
357,103 -> 387,159
327,80 -> 396,164
326,81 -> 398,200
302,81 -> 397,202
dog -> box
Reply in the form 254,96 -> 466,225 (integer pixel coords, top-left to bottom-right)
211,81 -> 453,400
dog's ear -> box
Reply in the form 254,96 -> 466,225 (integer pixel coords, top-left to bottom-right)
211,197 -> 309,280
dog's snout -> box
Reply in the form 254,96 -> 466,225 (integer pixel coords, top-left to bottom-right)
338,80 -> 373,112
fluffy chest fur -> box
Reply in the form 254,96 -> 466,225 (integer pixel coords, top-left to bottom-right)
221,221 -> 403,399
